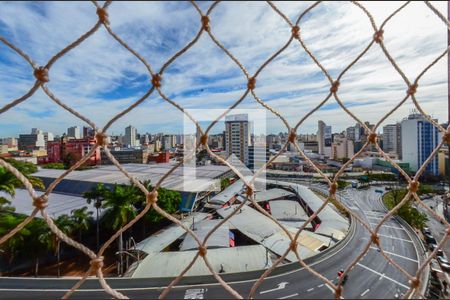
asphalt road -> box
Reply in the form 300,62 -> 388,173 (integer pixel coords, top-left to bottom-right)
0,186 -> 423,299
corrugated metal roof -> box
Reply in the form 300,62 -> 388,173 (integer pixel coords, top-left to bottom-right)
135,212 -> 209,254
1,189 -> 95,218
179,219 -> 229,251
269,200 -> 308,221
217,205 -> 280,241
208,179 -> 245,205
254,188 -> 294,202
131,245 -> 270,278
35,163 -> 230,193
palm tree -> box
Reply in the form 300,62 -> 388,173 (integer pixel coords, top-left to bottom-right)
101,184 -> 139,276
26,218 -> 53,276
83,184 -> 108,251
0,213 -> 31,264
53,214 -> 76,277
70,207 -> 92,243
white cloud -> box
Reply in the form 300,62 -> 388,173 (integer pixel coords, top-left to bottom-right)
0,1 -> 447,137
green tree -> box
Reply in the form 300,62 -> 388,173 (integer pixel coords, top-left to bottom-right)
220,178 -> 231,191
101,184 -> 139,231
83,184 -> 108,251
70,207 -> 93,242
53,214 -> 76,277
0,158 -> 45,192
0,213 -> 31,263
26,218 -> 54,276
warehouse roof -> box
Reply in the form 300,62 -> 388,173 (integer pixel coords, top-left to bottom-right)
179,219 -> 230,251
1,189 -> 95,218
135,212 -> 209,254
34,163 -> 231,193
131,245 -> 270,278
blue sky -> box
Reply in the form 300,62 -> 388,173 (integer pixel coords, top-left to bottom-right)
0,1 -> 447,138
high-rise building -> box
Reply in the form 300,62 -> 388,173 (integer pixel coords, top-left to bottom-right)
83,126 -> 94,138
67,126 -> 81,139
163,135 -> 176,150
225,114 -> 251,166
43,132 -> 54,147
317,120 -> 332,157
331,136 -> 354,160
401,113 -> 439,175
382,124 -> 402,158
124,125 -> 137,148
345,126 -> 355,141
317,121 -> 325,155
18,129 -> 45,151
0,137 -> 18,148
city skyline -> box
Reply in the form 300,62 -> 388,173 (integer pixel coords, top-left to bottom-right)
0,2 -> 447,137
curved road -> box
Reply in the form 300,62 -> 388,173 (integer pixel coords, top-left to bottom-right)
0,186 -> 423,299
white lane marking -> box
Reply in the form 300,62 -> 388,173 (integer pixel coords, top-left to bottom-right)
360,288 -> 370,297
356,263 -> 409,289
307,288 -> 314,292
278,293 -> 299,299
377,234 -> 413,243
379,273 -> 385,281
369,223 -> 405,230
260,282 -> 289,294
369,247 -> 418,262
323,284 -> 345,299
318,284 -> 324,288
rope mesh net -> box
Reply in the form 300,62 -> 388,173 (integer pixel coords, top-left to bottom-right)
1,1 -> 450,299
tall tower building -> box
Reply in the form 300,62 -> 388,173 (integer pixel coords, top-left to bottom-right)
382,124 -> 397,153
124,125 -> 137,148
401,113 -> 439,175
67,126 -> 81,139
225,114 -> 251,166
317,121 -> 326,155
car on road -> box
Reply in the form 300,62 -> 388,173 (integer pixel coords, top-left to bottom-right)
425,233 -> 437,244
437,256 -> 450,272
429,243 -> 438,252
429,245 -> 444,257
422,227 -> 431,235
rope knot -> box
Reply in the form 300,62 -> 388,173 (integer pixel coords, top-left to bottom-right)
146,191 -> 158,205
96,8 -> 109,25
443,131 -> 450,145
288,130 -> 297,143
247,77 -> 256,90
90,256 -> 104,270
289,241 -> 297,252
408,180 -> 419,193
246,186 -> 254,198
410,277 -> 420,288
201,15 -> 210,30
407,83 -> 418,96
330,81 -> 340,93
33,195 -> 48,209
200,134 -> 208,146
198,246 -> 207,257
371,233 -> 380,246
34,67 -> 49,83
335,286 -> 342,298
95,132 -> 108,147
152,74 -> 162,88
373,29 -> 384,43
368,133 -> 377,144
329,182 -> 337,195
291,25 -> 300,39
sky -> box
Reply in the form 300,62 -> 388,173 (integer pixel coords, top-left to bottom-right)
0,1 -> 447,138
